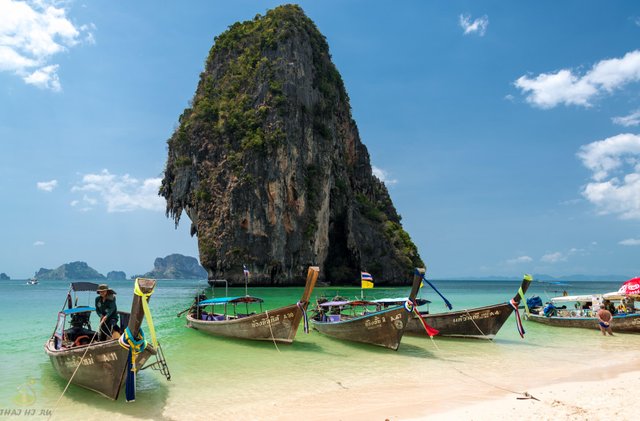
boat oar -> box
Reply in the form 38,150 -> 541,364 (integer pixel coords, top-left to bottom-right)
176,305 -> 194,318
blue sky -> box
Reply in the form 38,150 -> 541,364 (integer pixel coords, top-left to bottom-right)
1,0 -> 640,280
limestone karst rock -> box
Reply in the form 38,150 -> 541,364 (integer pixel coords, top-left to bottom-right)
161,5 -> 423,285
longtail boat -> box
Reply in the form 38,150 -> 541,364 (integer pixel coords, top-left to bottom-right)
311,268 -> 424,350
525,291 -> 640,333
185,266 -> 319,343
402,275 -> 532,339
44,278 -> 170,400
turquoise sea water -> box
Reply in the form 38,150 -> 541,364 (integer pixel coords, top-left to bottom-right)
1,278 -> 639,420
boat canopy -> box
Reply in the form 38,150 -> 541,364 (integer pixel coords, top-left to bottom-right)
71,282 -> 100,292
319,300 -> 350,307
550,294 -> 600,303
198,296 -> 264,306
62,306 -> 95,315
319,300 -> 378,307
602,292 -> 640,300
373,297 -> 431,305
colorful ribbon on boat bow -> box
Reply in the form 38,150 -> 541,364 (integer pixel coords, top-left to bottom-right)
297,301 -> 309,334
510,299 -> 526,338
118,327 -> 147,402
119,327 -> 147,372
519,274 -> 533,315
134,278 -> 158,348
410,299 -> 439,337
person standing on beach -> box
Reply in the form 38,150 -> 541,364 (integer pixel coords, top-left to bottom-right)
596,306 -> 614,336
95,284 -> 119,341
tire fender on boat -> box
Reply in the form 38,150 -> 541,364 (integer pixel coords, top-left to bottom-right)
73,335 -> 90,347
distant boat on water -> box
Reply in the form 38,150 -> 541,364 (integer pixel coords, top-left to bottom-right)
26,278 -> 38,285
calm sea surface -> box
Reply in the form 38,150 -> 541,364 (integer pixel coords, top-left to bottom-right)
1,278 -> 638,420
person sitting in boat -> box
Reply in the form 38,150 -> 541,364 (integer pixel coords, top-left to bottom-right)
95,284 -> 119,341
604,300 -> 616,314
543,302 -> 557,317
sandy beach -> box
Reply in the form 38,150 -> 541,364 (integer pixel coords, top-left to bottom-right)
178,341 -> 639,421
420,368 -> 640,421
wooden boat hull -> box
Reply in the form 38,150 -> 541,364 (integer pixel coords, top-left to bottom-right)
44,338 -> 154,400
312,306 -> 411,350
45,278 -> 158,400
187,303 -> 307,343
525,313 -> 640,333
405,302 -> 515,339
406,276 -> 532,340
187,266 -> 319,343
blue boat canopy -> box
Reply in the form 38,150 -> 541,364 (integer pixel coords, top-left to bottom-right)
62,306 -> 95,315
198,296 -> 264,306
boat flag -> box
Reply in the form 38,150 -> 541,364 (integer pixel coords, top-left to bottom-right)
361,272 -> 374,289
243,264 -> 250,277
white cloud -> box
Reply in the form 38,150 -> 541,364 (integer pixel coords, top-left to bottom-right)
619,238 -> 640,246
0,0 -> 93,91
24,63 -> 60,91
507,255 -> 533,264
71,169 -> 165,212
577,133 -> 640,219
459,14 -> 488,36
372,166 -> 398,185
36,179 -> 57,191
33,240 -> 44,246
612,110 -> 640,127
515,50 -> 640,108
541,252 -> 566,263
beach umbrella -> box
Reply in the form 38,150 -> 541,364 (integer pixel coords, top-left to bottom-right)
617,277 -> 640,295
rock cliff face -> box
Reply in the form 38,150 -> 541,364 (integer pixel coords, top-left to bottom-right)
0,273 -> 9,280
36,262 -> 105,280
160,5 -> 423,285
140,254 -> 207,279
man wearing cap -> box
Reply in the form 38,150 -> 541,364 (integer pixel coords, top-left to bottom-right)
95,284 -> 119,341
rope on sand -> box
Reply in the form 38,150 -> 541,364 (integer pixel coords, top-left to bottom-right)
423,335 -> 539,402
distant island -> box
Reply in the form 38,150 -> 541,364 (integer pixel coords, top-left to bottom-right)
107,271 -> 127,281
435,274 -> 629,282
26,254 -> 204,281
135,254 -> 207,280
0,273 -> 9,280
36,261 -> 106,280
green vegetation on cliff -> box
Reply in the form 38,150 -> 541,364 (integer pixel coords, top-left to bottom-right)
161,5 -> 423,285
